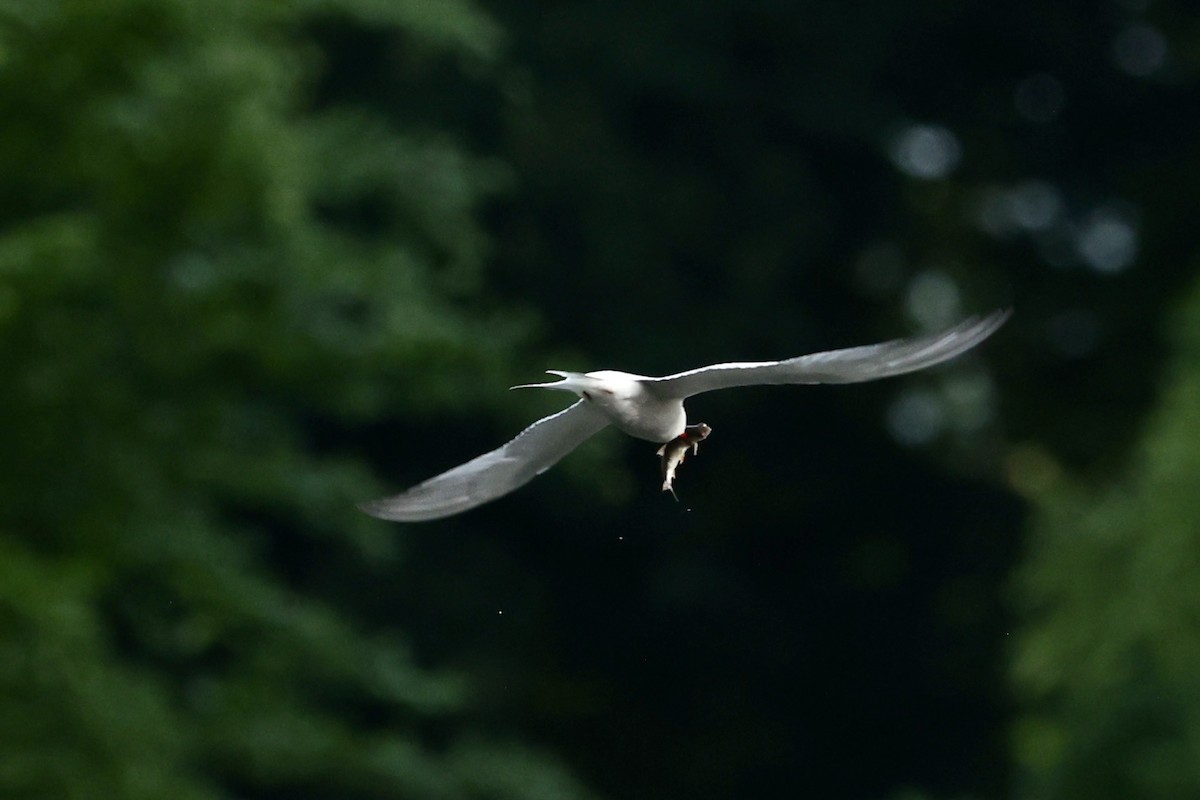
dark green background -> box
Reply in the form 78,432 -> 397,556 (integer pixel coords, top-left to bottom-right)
2,1 -> 1198,798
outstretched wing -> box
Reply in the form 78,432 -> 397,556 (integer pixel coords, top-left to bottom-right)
359,400 -> 610,522
645,310 -> 1009,400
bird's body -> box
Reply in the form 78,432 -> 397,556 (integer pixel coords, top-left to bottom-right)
513,369 -> 687,442
359,310 -> 1010,522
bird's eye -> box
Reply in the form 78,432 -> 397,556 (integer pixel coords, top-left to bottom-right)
582,390 -> 592,401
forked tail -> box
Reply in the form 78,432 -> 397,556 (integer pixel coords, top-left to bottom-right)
510,370 -> 591,392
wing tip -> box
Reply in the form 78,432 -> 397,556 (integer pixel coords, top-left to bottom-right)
357,497 -> 415,522
964,306 -> 1013,342
357,496 -> 463,523
356,498 -> 390,519
981,306 -> 1013,328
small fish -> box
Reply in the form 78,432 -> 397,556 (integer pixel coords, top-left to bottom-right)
656,423 -> 712,500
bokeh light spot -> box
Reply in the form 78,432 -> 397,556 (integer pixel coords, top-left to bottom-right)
943,372 -> 997,433
887,388 -> 946,446
974,181 -> 1064,237
1076,208 -> 1138,273
905,270 -> 962,330
1112,23 -> 1167,77
889,124 -> 962,180
1007,181 -> 1064,231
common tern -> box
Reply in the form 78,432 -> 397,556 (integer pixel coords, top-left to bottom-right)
359,310 -> 1009,521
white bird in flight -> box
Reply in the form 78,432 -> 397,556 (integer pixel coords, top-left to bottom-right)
360,310 -> 1009,522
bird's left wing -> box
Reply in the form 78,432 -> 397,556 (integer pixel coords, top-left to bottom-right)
645,310 -> 1009,400
359,399 -> 610,522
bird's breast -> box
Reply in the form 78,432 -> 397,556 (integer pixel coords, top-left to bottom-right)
588,390 -> 686,442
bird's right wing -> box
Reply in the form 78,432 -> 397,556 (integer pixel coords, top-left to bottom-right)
358,399 -> 610,522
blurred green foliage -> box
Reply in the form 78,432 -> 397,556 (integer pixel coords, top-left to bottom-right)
1013,276 -> 1200,799
0,1 -> 595,798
